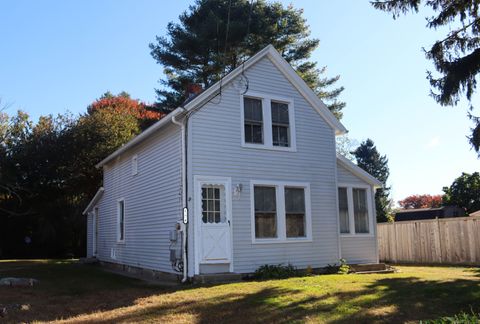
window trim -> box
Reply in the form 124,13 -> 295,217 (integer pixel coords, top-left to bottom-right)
250,180 -> 311,244
337,183 -> 375,237
240,91 -> 296,152
117,198 -> 126,244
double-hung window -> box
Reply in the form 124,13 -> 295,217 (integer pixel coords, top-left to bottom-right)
271,101 -> 290,147
337,186 -> 372,235
242,92 -> 295,151
244,97 -> 264,144
252,181 -> 311,243
117,199 -> 125,243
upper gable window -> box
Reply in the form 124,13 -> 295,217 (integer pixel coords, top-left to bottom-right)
241,92 -> 296,151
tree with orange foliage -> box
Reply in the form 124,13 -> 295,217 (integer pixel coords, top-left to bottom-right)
88,92 -> 164,130
398,194 -> 443,209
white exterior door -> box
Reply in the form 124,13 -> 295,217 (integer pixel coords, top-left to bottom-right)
195,177 -> 232,270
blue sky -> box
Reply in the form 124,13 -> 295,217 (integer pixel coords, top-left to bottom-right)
0,1 -> 478,203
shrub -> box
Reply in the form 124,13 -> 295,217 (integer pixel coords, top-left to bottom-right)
254,263 -> 298,280
338,258 -> 350,274
326,259 -> 350,275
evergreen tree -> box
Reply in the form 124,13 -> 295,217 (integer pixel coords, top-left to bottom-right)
372,0 -> 480,155
353,139 -> 391,222
150,0 -> 345,118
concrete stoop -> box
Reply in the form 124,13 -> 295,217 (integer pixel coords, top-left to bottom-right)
193,273 -> 243,284
349,263 -> 397,274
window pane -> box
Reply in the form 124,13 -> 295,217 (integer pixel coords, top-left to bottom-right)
254,186 -> 277,238
272,125 -> 289,147
255,213 -> 277,238
285,188 -> 305,213
286,214 -> 305,237
244,98 -> 263,122
353,188 -> 369,233
338,188 -> 349,234
271,102 -> 289,124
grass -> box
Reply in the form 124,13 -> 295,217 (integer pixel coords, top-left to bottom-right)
0,260 -> 479,323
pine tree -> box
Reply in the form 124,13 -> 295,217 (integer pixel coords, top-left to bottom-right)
372,0 -> 480,155
150,0 -> 345,118
353,139 -> 391,222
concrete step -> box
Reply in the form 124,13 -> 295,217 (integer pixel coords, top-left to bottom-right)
349,263 -> 388,272
354,269 -> 396,275
194,273 -> 243,284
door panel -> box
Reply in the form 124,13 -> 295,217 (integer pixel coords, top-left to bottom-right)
196,178 -> 232,267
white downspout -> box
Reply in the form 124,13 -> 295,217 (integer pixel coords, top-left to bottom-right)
172,109 -> 188,283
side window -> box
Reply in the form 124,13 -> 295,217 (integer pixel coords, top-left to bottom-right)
271,101 -> 290,147
337,187 -> 371,235
244,97 -> 263,144
353,188 -> 369,233
254,186 -> 277,238
338,188 -> 350,233
118,200 -> 125,242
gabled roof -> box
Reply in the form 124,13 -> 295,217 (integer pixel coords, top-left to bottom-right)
96,44 -> 347,168
336,154 -> 383,188
181,45 -> 347,134
83,187 -> 104,215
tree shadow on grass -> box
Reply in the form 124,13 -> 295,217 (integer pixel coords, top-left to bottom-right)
91,276 -> 480,324
2,261 -> 480,323
0,260 -> 172,323
328,276 -> 480,323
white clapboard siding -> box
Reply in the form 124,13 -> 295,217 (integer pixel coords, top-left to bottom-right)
189,56 -> 342,273
94,123 -> 182,273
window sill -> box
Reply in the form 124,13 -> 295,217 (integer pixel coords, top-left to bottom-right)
340,233 -> 374,238
252,238 -> 312,244
242,143 -> 296,152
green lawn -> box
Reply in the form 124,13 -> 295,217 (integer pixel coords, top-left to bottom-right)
0,260 -> 479,323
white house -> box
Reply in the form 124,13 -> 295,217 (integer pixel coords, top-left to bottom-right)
83,45 -> 382,281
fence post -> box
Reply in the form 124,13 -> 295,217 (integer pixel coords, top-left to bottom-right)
393,221 -> 397,263
436,217 -> 443,263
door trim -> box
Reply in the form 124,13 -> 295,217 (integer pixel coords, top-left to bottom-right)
194,175 -> 233,275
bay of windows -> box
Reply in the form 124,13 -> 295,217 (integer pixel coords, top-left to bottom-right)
337,186 -> 371,235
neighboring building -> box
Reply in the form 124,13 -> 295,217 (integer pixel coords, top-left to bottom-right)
469,210 -> 480,217
83,45 -> 382,281
395,206 -> 466,222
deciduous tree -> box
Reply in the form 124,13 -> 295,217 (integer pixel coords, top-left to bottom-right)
442,172 -> 480,214
398,194 -> 443,209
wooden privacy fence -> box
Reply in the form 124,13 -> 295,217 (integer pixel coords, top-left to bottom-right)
378,216 -> 480,265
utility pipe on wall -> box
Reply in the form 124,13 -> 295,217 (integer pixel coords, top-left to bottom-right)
172,109 -> 188,283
